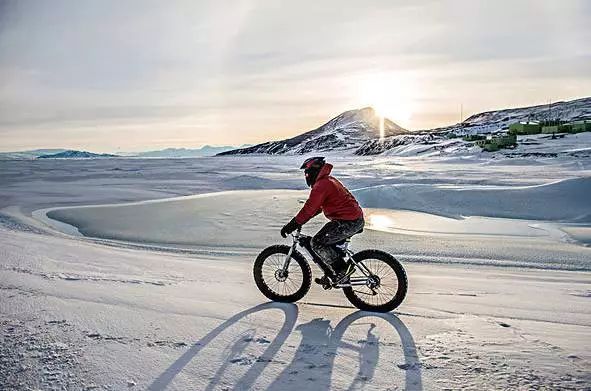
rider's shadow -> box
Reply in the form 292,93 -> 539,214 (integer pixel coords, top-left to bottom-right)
267,311 -> 422,391
267,318 -> 333,388
148,304 -> 421,391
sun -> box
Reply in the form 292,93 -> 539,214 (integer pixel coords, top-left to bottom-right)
357,72 -> 417,128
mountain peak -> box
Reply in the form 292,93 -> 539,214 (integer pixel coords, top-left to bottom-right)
342,106 -> 376,116
219,108 -> 408,155
331,107 -> 377,124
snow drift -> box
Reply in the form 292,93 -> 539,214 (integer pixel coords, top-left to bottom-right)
353,177 -> 591,223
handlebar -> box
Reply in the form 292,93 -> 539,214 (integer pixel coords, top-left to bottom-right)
291,227 -> 302,238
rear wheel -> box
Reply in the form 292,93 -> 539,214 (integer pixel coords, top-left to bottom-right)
253,245 -> 312,303
343,249 -> 407,312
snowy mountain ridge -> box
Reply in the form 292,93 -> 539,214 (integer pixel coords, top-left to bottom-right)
0,149 -> 68,160
429,96 -> 591,136
37,150 -> 118,159
355,96 -> 591,155
133,145 -> 242,158
218,107 -> 408,155
221,96 -> 591,156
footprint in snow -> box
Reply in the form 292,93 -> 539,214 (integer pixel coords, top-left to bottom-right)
243,336 -> 271,344
398,362 -> 422,370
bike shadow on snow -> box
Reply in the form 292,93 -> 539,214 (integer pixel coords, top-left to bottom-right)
266,309 -> 422,391
148,302 -> 298,390
148,303 -> 421,390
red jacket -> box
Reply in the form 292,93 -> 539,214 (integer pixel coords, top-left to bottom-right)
295,163 -> 364,225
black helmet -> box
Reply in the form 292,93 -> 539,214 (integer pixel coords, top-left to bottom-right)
300,156 -> 325,187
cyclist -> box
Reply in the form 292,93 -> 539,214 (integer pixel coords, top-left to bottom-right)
281,157 -> 365,283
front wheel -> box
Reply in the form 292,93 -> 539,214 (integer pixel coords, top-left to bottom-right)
253,245 -> 312,303
343,249 -> 408,312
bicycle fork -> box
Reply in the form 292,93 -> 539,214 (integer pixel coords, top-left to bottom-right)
280,229 -> 300,274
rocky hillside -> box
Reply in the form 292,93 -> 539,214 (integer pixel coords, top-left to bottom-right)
355,96 -> 591,155
218,107 -> 407,155
431,96 -> 591,136
220,97 -> 590,156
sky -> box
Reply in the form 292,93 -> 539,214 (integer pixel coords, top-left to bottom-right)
0,0 -> 590,152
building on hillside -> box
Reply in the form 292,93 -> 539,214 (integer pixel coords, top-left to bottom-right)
475,133 -> 517,152
541,124 -> 573,134
508,119 -> 590,136
463,134 -> 487,142
571,120 -> 591,133
508,122 -> 541,135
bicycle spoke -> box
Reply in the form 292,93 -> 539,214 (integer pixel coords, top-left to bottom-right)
261,253 -> 304,297
351,257 -> 399,307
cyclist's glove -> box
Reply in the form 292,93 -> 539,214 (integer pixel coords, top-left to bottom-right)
281,218 -> 301,238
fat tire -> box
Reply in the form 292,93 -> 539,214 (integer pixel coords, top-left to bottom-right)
343,249 -> 408,312
253,245 -> 312,303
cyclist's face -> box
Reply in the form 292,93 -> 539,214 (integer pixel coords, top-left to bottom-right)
304,167 -> 318,187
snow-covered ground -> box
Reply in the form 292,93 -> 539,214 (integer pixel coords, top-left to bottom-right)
1,149 -> 590,389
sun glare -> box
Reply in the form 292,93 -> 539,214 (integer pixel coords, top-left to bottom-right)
357,72 -> 417,129
368,213 -> 394,231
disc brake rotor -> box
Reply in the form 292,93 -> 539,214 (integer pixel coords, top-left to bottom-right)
274,269 -> 288,282
367,275 -> 381,289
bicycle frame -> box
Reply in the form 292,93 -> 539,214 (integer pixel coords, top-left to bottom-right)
282,228 -> 375,288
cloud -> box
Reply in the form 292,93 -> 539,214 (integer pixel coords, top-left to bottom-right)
0,0 -> 590,151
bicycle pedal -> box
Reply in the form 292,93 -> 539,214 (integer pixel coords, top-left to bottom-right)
315,276 -> 332,290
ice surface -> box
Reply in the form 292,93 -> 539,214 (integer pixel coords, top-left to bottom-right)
1,152 -> 590,389
41,187 -> 591,270
0,226 -> 589,389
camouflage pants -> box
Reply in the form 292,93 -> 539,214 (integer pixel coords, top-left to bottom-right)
311,217 -> 365,272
